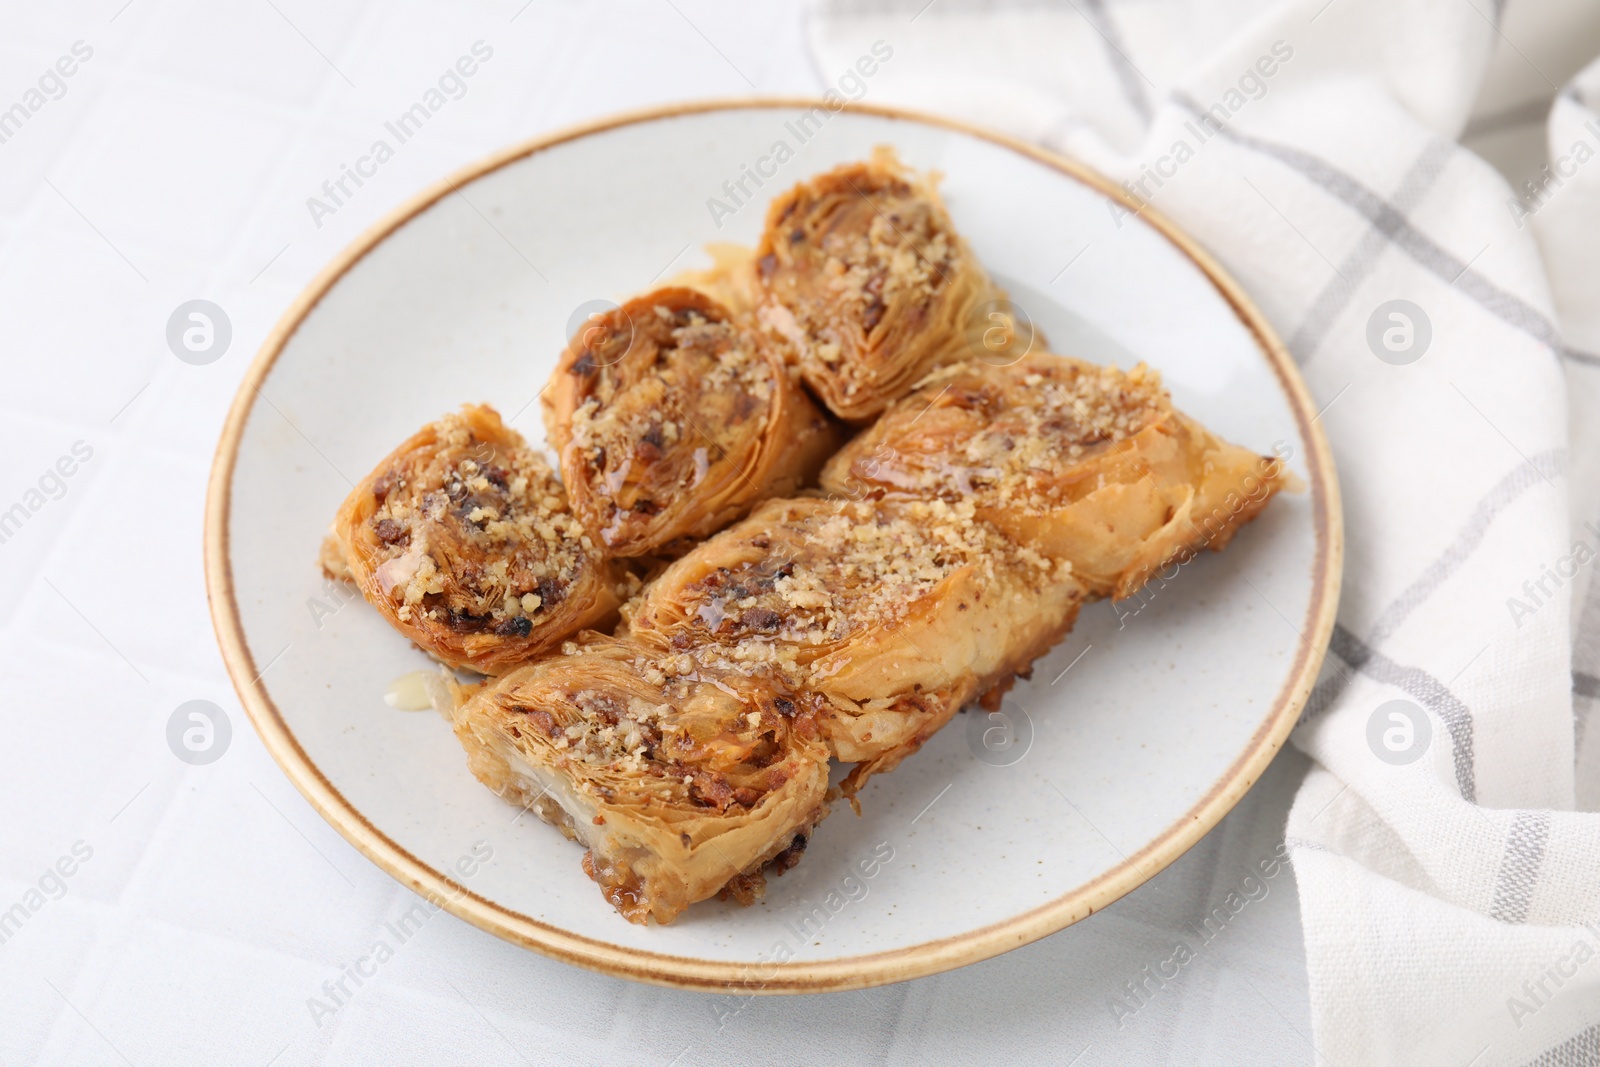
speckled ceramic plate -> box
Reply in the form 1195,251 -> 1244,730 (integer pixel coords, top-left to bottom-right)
205,100 -> 1340,994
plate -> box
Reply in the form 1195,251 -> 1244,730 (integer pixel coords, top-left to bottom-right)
205,100 -> 1340,993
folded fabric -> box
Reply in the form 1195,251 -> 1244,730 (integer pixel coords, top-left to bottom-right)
808,0 -> 1600,1061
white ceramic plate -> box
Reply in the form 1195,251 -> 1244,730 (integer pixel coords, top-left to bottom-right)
206,101 -> 1340,993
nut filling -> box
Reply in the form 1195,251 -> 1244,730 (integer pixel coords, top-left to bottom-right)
653,498 -> 1067,669
567,298 -> 771,544
820,353 -> 1291,599
754,146 -> 1001,422
626,496 -> 1084,790
545,287 -> 843,557
453,635 -> 832,924
328,404 -> 621,674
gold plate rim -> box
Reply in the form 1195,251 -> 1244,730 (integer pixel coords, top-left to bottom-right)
203,97 -> 1344,995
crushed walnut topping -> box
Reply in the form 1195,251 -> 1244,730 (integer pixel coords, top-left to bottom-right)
548,688 -> 670,769
565,294 -> 778,545
495,639 -> 821,812
651,499 -> 1067,677
363,409 -> 594,636
840,358 -> 1170,508
759,162 -> 961,400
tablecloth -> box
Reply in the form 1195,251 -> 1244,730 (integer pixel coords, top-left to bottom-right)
807,0 -> 1600,1062
0,0 -> 1585,1063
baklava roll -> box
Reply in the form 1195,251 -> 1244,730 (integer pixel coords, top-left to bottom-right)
625,497 -> 1084,788
754,147 -> 1003,422
543,287 -> 842,558
326,405 -> 623,675
820,354 -> 1290,600
453,634 -> 831,925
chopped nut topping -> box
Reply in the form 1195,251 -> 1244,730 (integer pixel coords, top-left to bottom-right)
834,357 -> 1170,511
637,498 -> 1069,685
758,151 -> 967,405
360,408 -> 590,637
563,291 -> 781,549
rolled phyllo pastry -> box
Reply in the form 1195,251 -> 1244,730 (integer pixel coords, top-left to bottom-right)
820,354 -> 1289,600
753,147 -> 1003,422
543,287 -> 843,558
326,405 -> 623,675
452,634 -> 831,925
625,497 -> 1084,788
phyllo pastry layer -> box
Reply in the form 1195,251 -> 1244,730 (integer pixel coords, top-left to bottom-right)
754,147 -> 1001,422
453,634 -> 831,924
625,496 -> 1084,788
326,404 -> 623,674
544,287 -> 842,557
820,354 -> 1289,600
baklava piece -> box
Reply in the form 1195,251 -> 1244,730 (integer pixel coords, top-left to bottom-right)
754,146 -> 1004,422
326,404 -> 623,674
543,287 -> 842,558
453,634 -> 831,924
821,354 -> 1289,599
625,496 -> 1085,789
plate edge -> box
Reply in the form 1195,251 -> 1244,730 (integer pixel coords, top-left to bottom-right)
202,96 -> 1344,995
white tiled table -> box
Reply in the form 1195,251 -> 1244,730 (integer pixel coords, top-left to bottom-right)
1,2 -> 1365,1062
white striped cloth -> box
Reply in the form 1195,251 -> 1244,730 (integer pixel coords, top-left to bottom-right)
808,0 -> 1600,1062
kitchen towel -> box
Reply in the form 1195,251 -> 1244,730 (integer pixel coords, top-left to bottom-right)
806,0 -> 1600,1061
